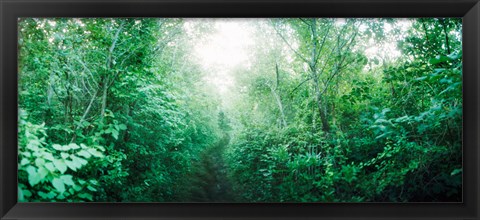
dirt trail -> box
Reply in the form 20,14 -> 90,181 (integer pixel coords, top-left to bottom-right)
187,136 -> 234,202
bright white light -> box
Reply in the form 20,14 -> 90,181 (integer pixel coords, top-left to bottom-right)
202,71 -> 235,95
335,18 -> 346,26
47,20 -> 56,27
363,19 -> 413,66
184,19 -> 255,96
194,20 -> 253,69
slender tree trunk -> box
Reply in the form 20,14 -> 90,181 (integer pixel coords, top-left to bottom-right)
274,62 -> 287,128
100,78 -> 109,120
313,76 -> 330,133
47,71 -> 55,106
266,67 -> 287,128
44,70 -> 56,125
440,18 -> 451,54
309,19 -> 330,133
100,22 -> 124,120
269,86 -> 287,128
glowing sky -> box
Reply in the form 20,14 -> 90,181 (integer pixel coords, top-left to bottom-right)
184,18 -> 411,96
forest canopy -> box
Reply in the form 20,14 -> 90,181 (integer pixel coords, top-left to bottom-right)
18,18 -> 462,202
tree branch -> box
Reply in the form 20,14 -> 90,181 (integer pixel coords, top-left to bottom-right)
289,76 -> 313,96
272,21 -> 309,64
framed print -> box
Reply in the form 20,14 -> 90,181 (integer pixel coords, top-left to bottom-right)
1,0 -> 479,219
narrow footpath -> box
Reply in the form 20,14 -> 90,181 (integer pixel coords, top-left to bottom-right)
187,136 -> 234,202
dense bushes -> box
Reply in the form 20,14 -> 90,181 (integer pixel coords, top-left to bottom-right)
18,18 -> 462,202
18,18 -> 222,202
225,18 -> 462,202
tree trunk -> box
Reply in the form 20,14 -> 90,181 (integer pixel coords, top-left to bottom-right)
313,76 -> 330,133
309,19 -> 330,133
439,18 -> 451,54
100,78 -> 108,120
269,86 -> 287,128
100,21 -> 124,120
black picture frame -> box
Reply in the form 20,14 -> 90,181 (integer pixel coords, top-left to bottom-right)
1,0 -> 479,219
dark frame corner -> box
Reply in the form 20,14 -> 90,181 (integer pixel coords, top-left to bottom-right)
1,0 -> 479,219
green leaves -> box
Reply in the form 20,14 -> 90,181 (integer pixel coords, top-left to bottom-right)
112,130 -> 119,140
429,52 -> 462,65
17,114 -> 109,201
451,168 -> 462,176
77,193 -> 93,201
103,121 -> 127,140
428,55 -> 449,65
53,159 -> 68,174
20,158 -> 29,166
60,175 -> 75,186
341,165 -> 358,184
77,150 -> 92,159
44,162 -> 56,172
52,144 -> 66,151
64,160 -> 79,171
51,178 -> 65,193
17,18 -> 462,203
118,124 -> 127,130
26,166 -> 41,186
71,155 -> 88,166
87,148 -> 103,157
53,143 -> 80,151
64,155 -> 88,171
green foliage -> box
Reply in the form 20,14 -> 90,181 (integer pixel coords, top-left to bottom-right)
18,110 -> 104,202
18,18 -> 462,202
225,18 -> 462,202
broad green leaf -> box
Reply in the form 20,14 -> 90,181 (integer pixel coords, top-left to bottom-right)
415,76 -> 428,81
68,143 -> 80,150
71,155 -> 88,166
23,189 -> 32,198
77,193 -> 93,201
82,121 -> 90,127
451,168 -> 462,176
447,52 -> 461,60
18,186 -> 24,201
429,55 -> 449,65
26,166 -> 42,187
112,129 -> 119,140
52,144 -> 64,151
42,152 -> 55,161
118,124 -> 127,130
87,149 -> 103,157
21,152 -> 32,158
77,150 -> 91,159
53,159 -> 67,174
47,191 -> 57,199
61,152 -> 70,159
25,165 -> 36,177
27,139 -> 41,151
96,145 -> 106,152
60,175 -> 75,186
87,185 -> 97,192
44,162 -> 56,173
37,167 -> 48,179
394,115 -> 409,123
65,159 -> 79,171
51,178 -> 65,193
38,191 -> 49,199
73,185 -> 82,191
20,158 -> 29,166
